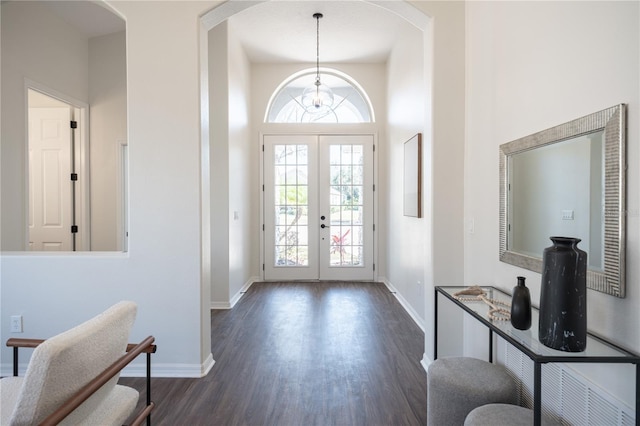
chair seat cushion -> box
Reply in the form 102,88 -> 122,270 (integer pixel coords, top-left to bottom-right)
2,378 -> 138,426
67,384 -> 139,426
1,377 -> 24,425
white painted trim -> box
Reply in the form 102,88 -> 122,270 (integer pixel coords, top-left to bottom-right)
211,276 -> 258,310
380,277 -> 425,332
3,354 -> 217,379
210,301 -> 232,310
120,353 -> 215,378
421,353 -> 432,373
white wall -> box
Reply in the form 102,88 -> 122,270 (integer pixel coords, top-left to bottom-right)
207,20 -> 254,308
1,2 -> 126,251
89,30 -> 127,251
465,0 -> 639,408
408,1 -> 466,365
209,22 -> 231,305
1,1 -> 217,377
1,1 -> 89,250
227,22 -> 254,302
385,18 -> 427,323
208,21 -> 252,309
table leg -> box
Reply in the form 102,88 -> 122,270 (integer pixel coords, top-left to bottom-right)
488,329 -> 493,363
434,288 -> 439,360
534,362 -> 541,426
635,363 -> 639,426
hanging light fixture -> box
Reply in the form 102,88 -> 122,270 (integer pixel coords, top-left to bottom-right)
301,13 -> 334,113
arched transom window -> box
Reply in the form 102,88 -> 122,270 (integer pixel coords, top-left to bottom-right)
266,69 -> 374,124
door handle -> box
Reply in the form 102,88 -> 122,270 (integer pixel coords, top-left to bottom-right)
321,224 -> 327,229
321,215 -> 326,220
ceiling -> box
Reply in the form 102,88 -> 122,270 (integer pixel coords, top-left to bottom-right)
33,1 -> 416,64
39,1 -> 125,38
229,1 -> 414,64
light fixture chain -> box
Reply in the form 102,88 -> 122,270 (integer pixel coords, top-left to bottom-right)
316,14 -> 320,82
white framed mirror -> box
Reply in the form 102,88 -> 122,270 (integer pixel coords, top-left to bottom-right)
499,104 -> 626,297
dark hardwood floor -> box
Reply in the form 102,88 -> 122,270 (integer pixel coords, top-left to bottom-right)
121,282 -> 427,425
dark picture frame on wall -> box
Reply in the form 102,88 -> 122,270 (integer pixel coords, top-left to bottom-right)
403,133 -> 422,218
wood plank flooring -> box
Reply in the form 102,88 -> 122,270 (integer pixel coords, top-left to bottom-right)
120,282 -> 427,425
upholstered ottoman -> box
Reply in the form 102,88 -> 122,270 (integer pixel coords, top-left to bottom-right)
427,357 -> 517,426
464,403 -> 561,426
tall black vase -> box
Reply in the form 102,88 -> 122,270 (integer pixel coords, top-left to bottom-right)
511,276 -> 531,330
538,236 -> 588,352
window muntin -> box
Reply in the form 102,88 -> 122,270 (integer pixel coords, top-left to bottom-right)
266,71 -> 373,124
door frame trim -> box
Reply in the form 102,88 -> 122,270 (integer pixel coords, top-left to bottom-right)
260,129 -> 378,282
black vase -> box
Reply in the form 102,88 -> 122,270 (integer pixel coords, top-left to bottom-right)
510,276 -> 531,330
538,236 -> 588,352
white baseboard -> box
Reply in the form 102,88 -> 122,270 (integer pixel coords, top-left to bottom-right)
210,276 -> 259,310
421,352 -> 432,373
380,277 -> 425,332
3,354 -> 217,378
120,353 -> 215,378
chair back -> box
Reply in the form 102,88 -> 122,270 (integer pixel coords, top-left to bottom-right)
9,301 -> 137,425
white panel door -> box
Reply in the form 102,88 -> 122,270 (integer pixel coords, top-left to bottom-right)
264,134 -> 374,281
28,107 -> 72,251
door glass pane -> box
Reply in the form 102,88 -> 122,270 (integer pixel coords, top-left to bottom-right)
273,144 -> 309,267
329,144 -> 364,267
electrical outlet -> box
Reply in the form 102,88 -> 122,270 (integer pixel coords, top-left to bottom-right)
10,315 -> 23,333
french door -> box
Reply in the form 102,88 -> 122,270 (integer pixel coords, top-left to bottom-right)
264,134 -> 374,281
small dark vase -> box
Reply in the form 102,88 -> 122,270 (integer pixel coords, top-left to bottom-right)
538,236 -> 588,352
510,276 -> 531,330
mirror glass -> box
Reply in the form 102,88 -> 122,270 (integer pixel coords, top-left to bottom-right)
1,1 -> 127,252
499,105 -> 626,297
508,130 -> 604,270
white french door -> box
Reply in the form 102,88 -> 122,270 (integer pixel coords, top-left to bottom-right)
264,134 -> 375,281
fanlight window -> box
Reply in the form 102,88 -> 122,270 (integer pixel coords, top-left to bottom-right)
266,71 -> 374,124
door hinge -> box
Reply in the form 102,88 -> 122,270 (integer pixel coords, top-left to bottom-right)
262,184 -> 265,191
262,145 -> 264,152
373,224 -> 376,231
262,224 -> 265,231
373,263 -> 376,271
70,173 -> 78,181
70,121 -> 78,129
373,184 -> 376,191
262,263 -> 265,271
71,225 -> 78,233
373,144 -> 376,152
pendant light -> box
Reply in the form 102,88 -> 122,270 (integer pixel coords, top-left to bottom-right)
301,13 -> 334,113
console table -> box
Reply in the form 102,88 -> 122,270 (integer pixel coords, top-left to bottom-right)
434,286 -> 640,426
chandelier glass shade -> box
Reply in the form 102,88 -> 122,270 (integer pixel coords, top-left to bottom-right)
302,13 -> 334,114
301,78 -> 334,113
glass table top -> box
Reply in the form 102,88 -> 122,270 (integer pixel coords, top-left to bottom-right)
437,286 -> 639,362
